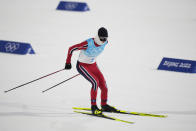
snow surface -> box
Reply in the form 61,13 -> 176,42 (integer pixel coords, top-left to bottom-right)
0,0 -> 196,131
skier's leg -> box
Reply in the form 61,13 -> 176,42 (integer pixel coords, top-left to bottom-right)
76,61 -> 99,105
92,63 -> 108,106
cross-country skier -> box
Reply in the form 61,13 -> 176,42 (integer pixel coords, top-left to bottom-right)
65,27 -> 118,115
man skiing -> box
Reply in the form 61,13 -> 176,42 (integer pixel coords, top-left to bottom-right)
65,27 -> 117,115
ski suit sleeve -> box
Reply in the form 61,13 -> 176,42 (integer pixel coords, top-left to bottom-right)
66,41 -> 88,64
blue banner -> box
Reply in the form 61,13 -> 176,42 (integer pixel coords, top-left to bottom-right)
56,1 -> 90,12
158,57 -> 196,73
0,40 -> 35,55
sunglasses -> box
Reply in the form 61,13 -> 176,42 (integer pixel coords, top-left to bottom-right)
99,37 -> 108,42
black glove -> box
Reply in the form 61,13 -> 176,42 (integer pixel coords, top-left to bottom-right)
65,63 -> 72,70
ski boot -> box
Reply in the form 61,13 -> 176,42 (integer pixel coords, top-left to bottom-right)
91,105 -> 102,115
101,104 -> 119,112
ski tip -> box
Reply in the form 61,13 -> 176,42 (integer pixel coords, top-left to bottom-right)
73,107 -> 81,110
161,114 -> 168,118
74,110 -> 92,115
74,110 -> 80,113
151,114 -> 168,118
115,119 -> 134,124
152,114 -> 168,118
73,110 -> 134,124
73,107 -> 91,110
73,110 -> 81,114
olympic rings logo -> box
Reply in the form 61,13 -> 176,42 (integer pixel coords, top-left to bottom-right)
5,42 -> 20,52
64,3 -> 78,10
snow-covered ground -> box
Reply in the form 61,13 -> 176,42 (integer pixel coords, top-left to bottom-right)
0,0 -> 196,131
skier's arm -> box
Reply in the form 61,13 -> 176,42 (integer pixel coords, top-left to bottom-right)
66,41 -> 88,64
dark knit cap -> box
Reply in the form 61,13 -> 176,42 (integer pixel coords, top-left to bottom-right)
98,27 -> 108,37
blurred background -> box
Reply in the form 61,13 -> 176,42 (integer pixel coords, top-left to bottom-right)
0,0 -> 196,131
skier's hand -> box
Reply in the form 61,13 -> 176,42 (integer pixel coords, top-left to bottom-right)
65,63 -> 72,70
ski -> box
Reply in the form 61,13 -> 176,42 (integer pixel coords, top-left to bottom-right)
74,110 -> 134,124
73,107 -> 167,118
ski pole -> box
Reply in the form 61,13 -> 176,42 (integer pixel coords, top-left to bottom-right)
4,69 -> 65,93
42,73 -> 80,93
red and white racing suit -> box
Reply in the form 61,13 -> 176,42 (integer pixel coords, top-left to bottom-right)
66,38 -> 108,105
